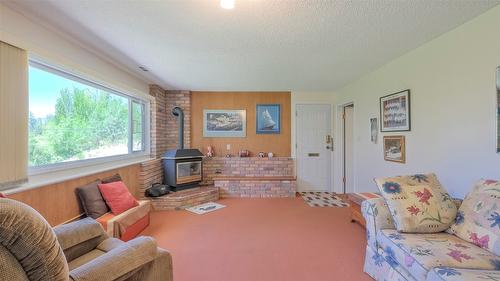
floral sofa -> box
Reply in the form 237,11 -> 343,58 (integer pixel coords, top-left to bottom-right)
362,178 -> 500,281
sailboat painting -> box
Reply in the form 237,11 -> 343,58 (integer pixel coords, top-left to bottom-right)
256,104 -> 280,134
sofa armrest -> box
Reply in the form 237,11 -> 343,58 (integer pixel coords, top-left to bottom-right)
54,217 -> 107,251
54,217 -> 108,262
69,236 -> 158,281
361,198 -> 395,250
97,200 -> 151,238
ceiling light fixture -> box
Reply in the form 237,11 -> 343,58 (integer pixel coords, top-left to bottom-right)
220,0 -> 235,10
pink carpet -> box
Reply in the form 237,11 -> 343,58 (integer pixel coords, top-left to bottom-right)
141,197 -> 372,281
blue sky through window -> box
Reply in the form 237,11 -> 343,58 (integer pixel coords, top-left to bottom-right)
29,66 -> 90,118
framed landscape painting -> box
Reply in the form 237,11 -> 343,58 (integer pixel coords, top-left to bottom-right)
256,104 -> 280,134
497,66 -> 500,153
383,135 -> 405,163
203,109 -> 246,137
380,89 -> 410,132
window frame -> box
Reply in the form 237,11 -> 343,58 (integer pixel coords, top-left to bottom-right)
28,60 -> 151,176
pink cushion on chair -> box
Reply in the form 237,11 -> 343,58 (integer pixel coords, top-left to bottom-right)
98,181 -> 139,215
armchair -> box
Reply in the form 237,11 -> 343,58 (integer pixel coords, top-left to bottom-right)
0,198 -> 173,281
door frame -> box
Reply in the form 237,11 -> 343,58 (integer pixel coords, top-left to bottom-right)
295,103 -> 334,192
334,102 -> 355,194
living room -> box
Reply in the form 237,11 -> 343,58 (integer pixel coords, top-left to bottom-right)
1,1 -> 499,281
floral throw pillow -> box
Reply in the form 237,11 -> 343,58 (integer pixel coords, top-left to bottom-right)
449,179 -> 500,255
375,173 -> 457,233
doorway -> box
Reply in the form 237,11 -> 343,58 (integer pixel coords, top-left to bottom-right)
296,104 -> 333,192
342,104 -> 354,194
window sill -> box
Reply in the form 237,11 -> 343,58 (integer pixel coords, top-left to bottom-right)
4,155 -> 153,196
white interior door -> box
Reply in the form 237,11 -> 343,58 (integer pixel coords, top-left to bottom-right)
343,104 -> 354,194
296,104 -> 332,192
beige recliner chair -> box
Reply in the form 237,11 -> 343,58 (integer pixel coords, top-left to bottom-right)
0,198 -> 173,281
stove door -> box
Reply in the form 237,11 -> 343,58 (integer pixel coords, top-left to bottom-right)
176,161 -> 202,184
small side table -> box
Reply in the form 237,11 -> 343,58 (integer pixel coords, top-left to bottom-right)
347,192 -> 381,228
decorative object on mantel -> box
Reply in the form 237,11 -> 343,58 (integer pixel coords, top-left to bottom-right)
256,104 -> 281,134
203,109 -> 246,137
238,150 -> 250,157
268,152 -> 274,158
186,202 -> 226,215
225,154 -> 232,158
380,89 -> 411,132
258,152 -> 266,158
383,135 -> 406,163
206,145 -> 214,157
299,192 -> 350,207
370,117 -> 378,144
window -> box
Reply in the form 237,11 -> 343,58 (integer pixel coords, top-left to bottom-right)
28,62 -> 148,170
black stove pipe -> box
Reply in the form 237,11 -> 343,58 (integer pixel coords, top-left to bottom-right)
172,106 -> 184,150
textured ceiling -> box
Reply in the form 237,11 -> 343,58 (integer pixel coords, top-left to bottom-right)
6,0 -> 500,91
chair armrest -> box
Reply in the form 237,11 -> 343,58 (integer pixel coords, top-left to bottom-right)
69,236 -> 158,281
98,200 -> 151,238
54,217 -> 107,250
361,198 -> 395,250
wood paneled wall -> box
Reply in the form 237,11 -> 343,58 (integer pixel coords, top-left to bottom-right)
8,164 -> 140,226
191,91 -> 291,157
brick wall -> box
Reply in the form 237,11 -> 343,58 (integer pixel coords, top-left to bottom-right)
138,85 -> 168,198
216,179 -> 296,198
138,159 -> 163,199
138,87 -> 193,198
202,157 -> 294,185
149,85 -> 168,159
165,90 -> 191,150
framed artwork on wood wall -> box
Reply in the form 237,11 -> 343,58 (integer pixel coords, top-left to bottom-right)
256,104 -> 280,134
380,89 -> 411,132
383,135 -> 406,163
203,109 -> 246,137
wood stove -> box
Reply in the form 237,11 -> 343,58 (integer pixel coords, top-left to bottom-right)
162,107 -> 204,191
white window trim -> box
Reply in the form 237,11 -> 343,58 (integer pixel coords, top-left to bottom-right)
5,155 -> 152,195
28,60 -> 151,176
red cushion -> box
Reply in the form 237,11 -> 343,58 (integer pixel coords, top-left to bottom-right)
0,193 -> 6,198
98,181 -> 139,215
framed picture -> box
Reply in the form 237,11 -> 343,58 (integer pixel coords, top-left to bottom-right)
370,117 -> 378,143
256,104 -> 280,134
383,136 -> 406,163
497,66 -> 500,153
380,89 -> 411,132
203,109 -> 246,137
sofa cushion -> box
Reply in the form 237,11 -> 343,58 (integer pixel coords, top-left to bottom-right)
67,249 -> 106,271
449,179 -> 500,256
375,173 -> 457,233
427,267 -> 500,281
98,181 -> 139,215
101,174 -> 122,184
76,180 -> 109,219
377,229 -> 500,281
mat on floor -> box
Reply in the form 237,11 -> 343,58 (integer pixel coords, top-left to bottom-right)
299,192 -> 350,207
186,202 -> 226,214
